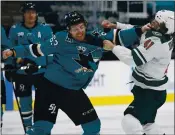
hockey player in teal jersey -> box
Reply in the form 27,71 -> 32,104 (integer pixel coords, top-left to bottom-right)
8,2 -> 53,132
1,26 -> 13,128
3,11 -> 145,135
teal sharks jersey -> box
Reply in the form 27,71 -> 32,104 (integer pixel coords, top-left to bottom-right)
14,28 -> 140,90
1,26 -> 13,80
8,22 -> 53,74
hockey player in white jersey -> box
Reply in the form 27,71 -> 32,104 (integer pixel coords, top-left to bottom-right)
103,10 -> 174,135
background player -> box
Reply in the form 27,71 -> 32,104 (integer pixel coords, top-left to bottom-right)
1,26 -> 13,130
8,2 -> 53,131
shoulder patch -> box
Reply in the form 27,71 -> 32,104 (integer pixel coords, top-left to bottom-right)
152,31 -> 162,37
41,22 -> 48,26
12,24 -> 17,28
145,30 -> 171,44
91,29 -> 106,37
91,30 -> 101,36
145,30 -> 162,39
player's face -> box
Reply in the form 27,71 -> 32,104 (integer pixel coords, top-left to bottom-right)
150,20 -> 160,31
24,10 -> 37,24
69,22 -> 86,41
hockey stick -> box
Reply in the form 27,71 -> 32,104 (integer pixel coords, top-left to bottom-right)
1,64 -> 46,72
1,64 -> 46,134
1,66 -> 27,134
11,79 -> 27,134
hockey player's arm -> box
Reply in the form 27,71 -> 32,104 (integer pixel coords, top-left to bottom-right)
116,22 -> 134,30
101,20 -> 134,29
93,28 -> 136,48
1,26 -> 12,49
103,23 -> 151,47
3,33 -> 60,59
43,24 -> 53,41
91,26 -> 144,48
102,27 -> 143,48
111,36 -> 162,67
112,45 -> 134,66
8,25 -> 19,47
117,23 -> 151,47
16,35 -> 59,58
118,27 -> 141,47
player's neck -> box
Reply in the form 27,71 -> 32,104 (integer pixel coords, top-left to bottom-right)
24,22 -> 36,28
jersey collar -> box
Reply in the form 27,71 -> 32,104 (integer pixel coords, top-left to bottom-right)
21,22 -> 38,29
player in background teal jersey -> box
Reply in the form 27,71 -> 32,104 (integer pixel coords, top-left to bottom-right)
8,2 -> 53,132
1,26 -> 13,129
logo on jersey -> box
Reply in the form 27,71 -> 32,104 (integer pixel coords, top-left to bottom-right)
74,47 -> 101,73
144,39 -> 154,50
27,33 -> 32,37
128,106 -> 134,109
75,67 -> 93,73
76,46 -> 87,53
74,52 -> 94,73
48,104 -> 57,114
38,32 -> 41,38
91,29 -> 106,37
152,31 -> 162,37
17,32 -> 24,37
12,25 -> 16,28
19,84 -> 25,91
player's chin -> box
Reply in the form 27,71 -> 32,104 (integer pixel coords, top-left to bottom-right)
76,35 -> 85,41
29,18 -> 36,22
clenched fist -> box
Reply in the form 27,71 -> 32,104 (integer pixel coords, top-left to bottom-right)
101,20 -> 117,29
103,40 -> 116,51
2,49 -> 14,59
141,23 -> 152,33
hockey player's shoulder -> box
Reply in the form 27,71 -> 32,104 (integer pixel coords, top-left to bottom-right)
55,30 -> 67,39
38,22 -> 53,32
39,22 -> 51,28
11,24 -> 17,29
40,22 -> 49,26
89,29 -> 106,37
145,30 -> 170,43
90,29 -> 100,36
11,23 -> 21,29
10,23 -> 22,34
55,30 -> 67,36
145,30 -> 162,38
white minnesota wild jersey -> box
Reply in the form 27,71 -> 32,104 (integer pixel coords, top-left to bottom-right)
131,30 -> 174,91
